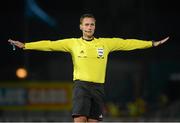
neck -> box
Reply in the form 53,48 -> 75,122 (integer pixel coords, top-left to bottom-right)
82,36 -> 94,41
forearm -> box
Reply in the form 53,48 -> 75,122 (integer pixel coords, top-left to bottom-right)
24,41 -> 52,51
108,38 -> 153,51
123,39 -> 153,50
24,39 -> 74,52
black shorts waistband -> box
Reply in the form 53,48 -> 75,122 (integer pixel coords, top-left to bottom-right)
74,80 -> 104,86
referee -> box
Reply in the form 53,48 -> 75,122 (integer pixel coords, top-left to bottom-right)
8,14 -> 169,122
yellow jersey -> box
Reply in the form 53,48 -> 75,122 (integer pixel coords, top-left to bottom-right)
24,37 -> 152,83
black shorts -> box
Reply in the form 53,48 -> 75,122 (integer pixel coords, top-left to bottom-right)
72,80 -> 105,121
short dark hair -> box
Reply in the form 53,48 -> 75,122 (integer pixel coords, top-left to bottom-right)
80,14 -> 96,24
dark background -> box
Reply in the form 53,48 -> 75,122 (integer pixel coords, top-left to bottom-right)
0,0 -> 180,121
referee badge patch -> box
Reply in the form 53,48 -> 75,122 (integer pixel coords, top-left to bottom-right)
97,48 -> 104,58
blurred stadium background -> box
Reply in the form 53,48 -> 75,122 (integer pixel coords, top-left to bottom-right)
0,0 -> 180,122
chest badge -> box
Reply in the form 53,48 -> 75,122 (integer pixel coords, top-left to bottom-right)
97,48 -> 104,59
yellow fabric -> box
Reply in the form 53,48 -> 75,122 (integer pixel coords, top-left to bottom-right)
24,38 -> 152,83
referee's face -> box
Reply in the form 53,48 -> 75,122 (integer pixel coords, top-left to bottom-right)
80,17 -> 96,39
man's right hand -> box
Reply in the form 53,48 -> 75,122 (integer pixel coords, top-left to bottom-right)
8,39 -> 25,48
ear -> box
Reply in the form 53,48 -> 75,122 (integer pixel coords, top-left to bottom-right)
80,24 -> 82,30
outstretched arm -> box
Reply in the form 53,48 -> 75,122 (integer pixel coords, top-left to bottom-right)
8,38 -> 74,52
152,37 -> 169,47
8,39 -> 25,48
